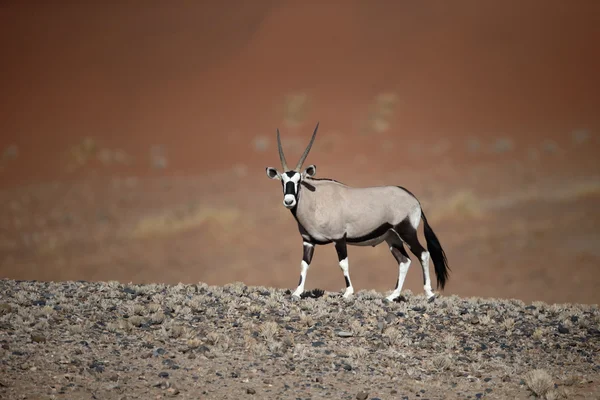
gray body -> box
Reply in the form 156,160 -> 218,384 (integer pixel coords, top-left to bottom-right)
295,179 -> 420,246
266,123 -> 450,301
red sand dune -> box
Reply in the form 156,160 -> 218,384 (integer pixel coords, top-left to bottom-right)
0,2 -> 599,304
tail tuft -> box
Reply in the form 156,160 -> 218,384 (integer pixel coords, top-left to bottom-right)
421,211 -> 450,289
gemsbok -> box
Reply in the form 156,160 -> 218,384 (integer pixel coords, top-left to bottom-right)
266,123 -> 450,301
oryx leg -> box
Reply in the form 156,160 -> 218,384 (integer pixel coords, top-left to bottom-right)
334,236 -> 354,298
396,218 -> 435,299
385,231 -> 411,302
292,241 -> 314,299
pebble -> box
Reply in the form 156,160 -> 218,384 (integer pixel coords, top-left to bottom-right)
558,325 -> 569,334
385,313 -> 396,324
246,388 -> 256,395
356,391 -> 369,400
336,331 -> 353,338
30,334 -> 46,344
158,372 -> 169,379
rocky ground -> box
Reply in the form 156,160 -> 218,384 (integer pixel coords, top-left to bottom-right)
1,279 -> 599,399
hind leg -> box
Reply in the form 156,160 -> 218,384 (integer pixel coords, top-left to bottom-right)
396,219 -> 435,299
385,231 -> 411,301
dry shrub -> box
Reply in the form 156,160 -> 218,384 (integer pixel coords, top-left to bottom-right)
442,333 -> 458,350
532,328 -> 545,341
430,355 -> 452,372
205,332 -> 221,346
68,324 -> 84,335
147,303 -> 161,313
292,343 -> 309,360
501,317 -> 515,332
187,338 -> 202,350
350,320 -> 367,337
169,325 -> 186,339
259,321 -> 279,341
128,316 -> 145,327
347,346 -> 369,359
149,312 -> 165,325
524,369 -> 554,398
299,312 -> 314,327
383,327 -> 404,346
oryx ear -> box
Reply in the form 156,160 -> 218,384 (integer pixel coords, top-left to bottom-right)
266,167 -> 281,180
303,164 -> 316,178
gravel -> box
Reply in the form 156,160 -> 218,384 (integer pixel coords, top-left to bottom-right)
0,279 -> 598,399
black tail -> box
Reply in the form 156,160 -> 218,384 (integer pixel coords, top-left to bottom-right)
421,211 -> 450,290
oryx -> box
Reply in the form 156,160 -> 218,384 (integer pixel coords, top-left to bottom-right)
266,122 -> 450,301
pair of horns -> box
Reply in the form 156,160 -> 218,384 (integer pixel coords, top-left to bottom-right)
277,122 -> 319,172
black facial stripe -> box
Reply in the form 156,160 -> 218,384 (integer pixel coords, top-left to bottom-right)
285,171 -> 297,178
285,181 -> 296,196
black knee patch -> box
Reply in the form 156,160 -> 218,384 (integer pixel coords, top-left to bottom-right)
302,244 -> 314,264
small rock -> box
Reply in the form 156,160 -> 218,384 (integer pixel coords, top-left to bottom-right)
246,388 -> 256,395
167,387 -> 180,396
558,325 -> 569,334
336,331 -> 353,338
31,334 -> 46,343
311,341 -> 325,347
315,377 -> 323,384
158,372 -> 169,379
356,391 -> 369,400
470,317 -> 479,325
384,313 -> 396,324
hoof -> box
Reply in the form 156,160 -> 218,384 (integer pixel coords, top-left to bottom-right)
385,295 -> 407,303
427,294 -> 438,303
291,294 -> 302,302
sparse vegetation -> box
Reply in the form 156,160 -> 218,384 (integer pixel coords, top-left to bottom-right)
0,279 -> 598,399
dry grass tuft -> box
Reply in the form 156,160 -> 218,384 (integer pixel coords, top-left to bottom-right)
500,317 -> 516,332
128,316 -> 145,327
430,355 -> 453,372
524,369 -> 554,398
259,321 -> 279,342
347,346 -> 369,359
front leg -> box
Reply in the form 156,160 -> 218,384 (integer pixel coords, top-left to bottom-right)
334,235 -> 354,298
291,241 -> 315,299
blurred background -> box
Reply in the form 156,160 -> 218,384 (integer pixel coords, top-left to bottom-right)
0,1 -> 598,304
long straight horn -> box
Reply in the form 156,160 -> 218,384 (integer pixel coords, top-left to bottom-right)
295,122 -> 319,171
276,128 -> 289,170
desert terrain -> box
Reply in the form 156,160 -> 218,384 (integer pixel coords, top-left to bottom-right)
0,1 -> 599,398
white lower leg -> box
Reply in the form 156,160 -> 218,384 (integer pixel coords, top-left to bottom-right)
292,260 -> 309,297
339,257 -> 354,298
421,251 -> 435,298
386,257 -> 411,301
